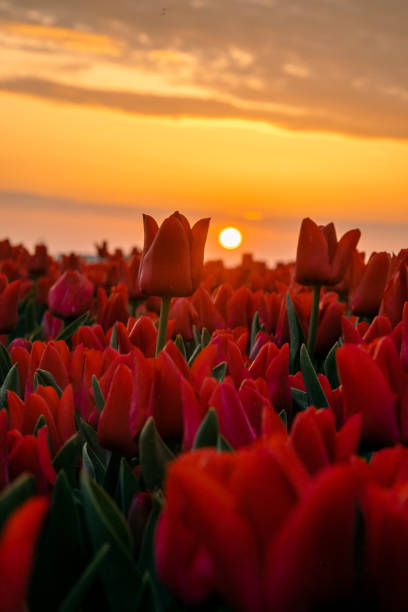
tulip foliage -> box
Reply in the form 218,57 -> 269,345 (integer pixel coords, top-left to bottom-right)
1,215 -> 408,611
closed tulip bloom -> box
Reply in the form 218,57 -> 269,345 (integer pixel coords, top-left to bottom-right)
0,276 -> 20,333
295,218 -> 361,286
0,497 -> 49,612
137,212 -> 210,297
350,251 -> 391,317
48,270 -> 93,318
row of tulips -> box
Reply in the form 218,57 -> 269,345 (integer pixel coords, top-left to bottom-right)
1,212 -> 408,611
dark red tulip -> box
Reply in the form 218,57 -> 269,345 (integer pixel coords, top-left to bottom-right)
48,270 -> 93,318
0,497 -> 49,612
137,212 -> 210,297
295,218 -> 360,286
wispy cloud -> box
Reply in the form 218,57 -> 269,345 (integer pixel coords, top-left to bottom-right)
0,1 -> 407,139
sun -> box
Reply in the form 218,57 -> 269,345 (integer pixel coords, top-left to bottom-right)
218,227 -> 242,250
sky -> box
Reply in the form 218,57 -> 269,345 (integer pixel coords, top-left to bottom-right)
1,0 -> 408,264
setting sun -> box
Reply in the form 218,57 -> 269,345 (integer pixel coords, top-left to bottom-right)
218,227 -> 242,250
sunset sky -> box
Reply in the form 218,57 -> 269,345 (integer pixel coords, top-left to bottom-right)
1,0 -> 407,263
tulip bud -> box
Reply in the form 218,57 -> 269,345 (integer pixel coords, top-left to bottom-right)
0,276 -> 20,333
48,270 -> 93,318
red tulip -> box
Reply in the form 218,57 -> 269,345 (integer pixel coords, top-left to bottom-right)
97,362 -> 138,456
337,344 -> 399,446
0,497 -> 49,612
379,249 -> 408,326
128,315 -> 157,357
209,380 -> 256,448
155,436 -> 311,610
191,287 -> 225,332
350,251 -> 391,316
28,244 -> 50,275
97,283 -> 129,331
265,465 -> 357,610
295,218 -> 360,286
137,212 -> 210,297
0,276 -> 20,333
48,270 -> 93,318
289,407 -> 361,474
361,479 -> 408,610
168,298 -> 198,340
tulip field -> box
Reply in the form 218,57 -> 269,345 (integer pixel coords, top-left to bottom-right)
1,212 -> 408,611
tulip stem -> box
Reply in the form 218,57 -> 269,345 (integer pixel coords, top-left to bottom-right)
306,284 -> 321,358
156,296 -> 171,356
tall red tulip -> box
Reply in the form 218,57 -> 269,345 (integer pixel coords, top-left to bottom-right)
137,211 -> 210,354
295,218 -> 360,356
137,212 -> 210,298
295,218 -> 361,286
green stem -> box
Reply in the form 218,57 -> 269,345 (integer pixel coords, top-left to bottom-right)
155,296 -> 171,356
306,284 -> 321,358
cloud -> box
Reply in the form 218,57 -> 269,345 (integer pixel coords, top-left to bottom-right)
1,74 -> 407,139
0,1 -> 407,139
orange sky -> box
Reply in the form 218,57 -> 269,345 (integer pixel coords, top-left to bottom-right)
1,2 -> 408,263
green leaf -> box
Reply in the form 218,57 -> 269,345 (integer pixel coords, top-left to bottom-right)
110,323 -> 119,350
139,418 -> 174,491
291,387 -> 309,412
103,451 -> 122,497
134,572 -> 160,612
286,292 -> 304,374
187,343 -> 201,367
193,408 -> 219,449
323,341 -> 340,388
34,415 -> 47,436
0,362 -> 20,407
80,472 -> 140,612
56,312 -> 90,344
201,327 -> 211,348
359,450 -> 374,463
217,435 -> 234,452
91,375 -> 105,414
26,298 -> 37,332
300,344 -> 329,408
81,472 -> 133,558
136,493 -> 176,612
117,458 -> 141,516
250,311 -> 261,353
192,324 -> 201,347
29,471 -> 85,610
82,442 -> 106,484
34,369 -> 63,397
79,419 -> 111,467
58,544 -> 110,612
0,474 -> 35,532
53,433 -> 81,487
174,334 -> 186,360
137,492 -> 163,573
279,409 -> 288,429
0,343 -> 12,385
212,361 -> 227,382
